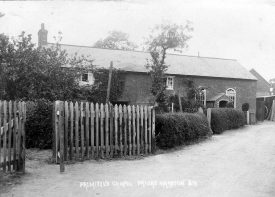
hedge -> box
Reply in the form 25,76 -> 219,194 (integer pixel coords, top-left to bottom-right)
155,112 -> 212,149
211,108 -> 245,134
25,99 -> 53,149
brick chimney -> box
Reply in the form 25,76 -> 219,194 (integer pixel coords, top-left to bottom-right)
38,23 -> 48,47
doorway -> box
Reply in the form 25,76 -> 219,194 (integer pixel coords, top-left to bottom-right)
219,100 -> 228,108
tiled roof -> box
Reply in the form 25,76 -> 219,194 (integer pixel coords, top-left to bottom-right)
207,93 -> 230,102
48,43 -> 257,80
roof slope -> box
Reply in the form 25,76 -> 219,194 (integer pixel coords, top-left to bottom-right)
250,68 -> 271,96
48,43 -> 256,80
250,69 -> 270,87
207,93 -> 230,102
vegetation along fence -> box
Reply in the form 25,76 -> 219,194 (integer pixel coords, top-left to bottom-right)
53,101 -> 155,171
0,101 -> 26,173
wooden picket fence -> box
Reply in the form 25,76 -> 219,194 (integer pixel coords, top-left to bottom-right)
0,101 -> 26,173
53,101 -> 155,171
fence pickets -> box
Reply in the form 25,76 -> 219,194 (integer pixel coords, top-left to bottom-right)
0,101 -> 26,173
54,101 -> 155,164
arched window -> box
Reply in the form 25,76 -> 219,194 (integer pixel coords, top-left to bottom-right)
226,88 -> 236,108
200,89 -> 206,107
196,89 -> 206,107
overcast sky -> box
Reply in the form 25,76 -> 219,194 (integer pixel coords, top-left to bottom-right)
0,0 -> 275,81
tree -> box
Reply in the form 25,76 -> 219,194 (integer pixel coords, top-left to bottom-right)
145,22 -> 193,108
0,32 -> 124,103
93,30 -> 137,50
0,32 -> 93,101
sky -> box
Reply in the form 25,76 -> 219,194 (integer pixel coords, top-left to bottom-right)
0,0 -> 275,81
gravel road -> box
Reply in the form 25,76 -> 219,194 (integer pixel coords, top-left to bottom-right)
3,121 -> 275,197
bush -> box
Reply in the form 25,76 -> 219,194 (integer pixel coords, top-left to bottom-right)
211,108 -> 245,134
168,94 -> 204,113
242,103 -> 249,111
155,112 -> 212,149
226,102 -> 234,108
25,99 -> 53,149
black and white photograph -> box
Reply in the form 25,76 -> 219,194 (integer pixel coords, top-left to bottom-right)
0,0 -> 275,196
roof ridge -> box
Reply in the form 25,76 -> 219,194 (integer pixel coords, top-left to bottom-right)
47,42 -> 237,61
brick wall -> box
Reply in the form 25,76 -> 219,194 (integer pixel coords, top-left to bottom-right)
118,72 -> 153,105
118,72 -> 257,112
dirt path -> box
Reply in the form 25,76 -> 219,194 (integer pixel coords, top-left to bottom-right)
2,122 -> 275,197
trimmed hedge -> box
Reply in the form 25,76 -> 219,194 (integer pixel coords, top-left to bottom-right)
156,112 -> 212,149
211,108 -> 245,134
25,99 -> 53,149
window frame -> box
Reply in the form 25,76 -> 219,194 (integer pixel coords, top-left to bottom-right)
226,88 -> 236,108
81,73 -> 89,82
196,89 -> 206,107
166,76 -> 174,90
79,72 -> 95,86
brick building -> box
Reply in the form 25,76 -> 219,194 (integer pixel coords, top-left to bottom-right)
250,68 -> 272,97
38,24 -> 257,112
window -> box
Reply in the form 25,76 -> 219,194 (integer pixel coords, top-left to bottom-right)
81,73 -> 88,82
197,89 -> 206,107
166,76 -> 174,90
226,88 -> 236,108
79,72 -> 94,86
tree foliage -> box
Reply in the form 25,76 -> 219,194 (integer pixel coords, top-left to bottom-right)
0,32 -> 83,100
145,22 -> 193,106
93,30 -> 137,50
0,32 -> 124,103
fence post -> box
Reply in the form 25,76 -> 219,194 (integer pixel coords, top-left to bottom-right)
114,105 -> 118,155
59,101 -> 65,173
91,103 -> 95,158
3,100 -> 7,172
132,105 -> 136,156
140,106 -> 144,154
13,101 -> 17,171
22,102 -> 26,173
123,105 -> 127,156
136,105 -> 140,155
247,111 -> 250,125
108,104 -> 113,157
271,100 -> 275,121
152,107 -> 156,153
64,101 -> 69,161
105,103 -> 109,158
128,105 -> 132,156
52,101 -> 56,161
54,101 -> 60,163
75,102 -> 79,159
7,101 -> 12,172
119,105 -> 123,156
207,108 -> 211,128
100,103 -> 104,158
86,102 -> 90,159
144,106 -> 148,154
0,101 -> 2,171
95,103 -> 99,158
80,102 -> 85,160
69,102 -> 74,160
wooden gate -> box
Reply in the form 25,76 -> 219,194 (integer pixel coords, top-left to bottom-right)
53,101 -> 155,171
0,101 -> 26,173
256,101 -> 265,121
